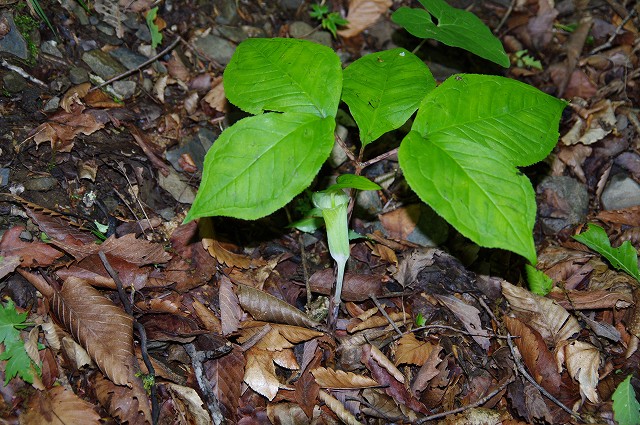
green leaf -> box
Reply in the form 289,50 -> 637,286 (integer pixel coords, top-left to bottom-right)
0,299 -> 36,384
310,3 -> 329,19
342,48 -> 436,145
326,174 -> 381,192
185,113 -> 335,221
412,75 -> 566,167
145,7 -> 163,49
613,375 -> 640,425
573,224 -> 640,281
399,132 -> 537,263
526,264 -> 553,295
391,0 -> 510,68
223,38 -> 342,118
398,74 -> 565,263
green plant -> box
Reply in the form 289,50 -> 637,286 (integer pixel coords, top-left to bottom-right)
514,50 -> 542,70
309,3 -> 348,38
145,6 -> 163,49
24,0 -> 56,38
0,299 -> 40,384
612,375 -> 640,425
185,1 -> 565,320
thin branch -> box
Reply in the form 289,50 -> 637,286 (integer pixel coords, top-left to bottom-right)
359,147 -> 398,169
335,131 -> 357,162
416,376 -> 515,423
494,0 -> 516,34
90,37 -> 181,91
370,294 -> 403,336
0,59 -> 48,88
590,8 -> 636,54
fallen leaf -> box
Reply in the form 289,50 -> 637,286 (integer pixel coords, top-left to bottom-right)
395,333 -> 437,366
204,347 -> 245,421
94,373 -> 152,424
244,347 -> 280,401
312,367 -> 378,388
21,386 -> 101,425
61,82 -> 91,113
318,390 -> 363,425
0,226 -> 64,267
219,275 -> 241,335
434,294 -> 491,350
237,284 -> 320,329
558,340 -> 600,404
338,0 -> 392,38
32,108 -> 104,152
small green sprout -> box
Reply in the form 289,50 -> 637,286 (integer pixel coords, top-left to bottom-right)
514,50 -> 542,70
415,312 -> 426,327
310,3 -> 349,38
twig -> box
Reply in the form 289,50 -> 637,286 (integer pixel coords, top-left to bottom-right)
494,0 -> 516,34
335,130 -> 357,163
359,147 -> 398,169
0,59 -> 48,88
184,343 -> 225,425
300,233 -> 313,309
370,294 -> 403,336
98,251 -> 160,425
402,323 -> 511,340
590,8 -> 637,54
415,376 -> 515,423
90,37 -> 180,91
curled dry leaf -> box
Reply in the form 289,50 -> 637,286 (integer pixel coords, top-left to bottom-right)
20,386 -> 101,425
0,226 -> 64,267
309,269 -> 384,301
94,373 -> 152,425
237,284 -> 320,329
51,277 -> 135,386
32,107 -> 104,152
219,275 -> 241,335
164,383 -> 211,425
244,347 -> 280,401
203,347 -> 246,421
312,367 -> 379,388
502,280 -> 581,345
347,311 -> 408,333
61,82 -> 91,113
338,0 -> 392,38
318,390 -> 363,425
368,343 -> 404,384
434,294 -> 490,350
200,218 -> 253,269
558,340 -> 600,404
395,332 -> 437,366
0,255 -> 20,280
203,77 -> 227,113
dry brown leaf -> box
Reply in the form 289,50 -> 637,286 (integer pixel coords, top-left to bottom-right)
267,403 -> 322,424
219,275 -> 241,335
192,299 -> 222,334
254,327 -> 295,351
369,343 -> 404,384
434,294 -> 490,350
164,383 -> 210,425
411,344 -> 443,394
244,347 -> 280,400
394,333 -> 436,366
318,390 -> 363,425
557,340 -> 600,404
338,0 -> 392,38
20,386 -> 101,425
362,388 -> 412,422
32,108 -> 104,152
0,254 -> 20,280
166,50 -> 191,82
309,269 -> 384,301
0,226 -> 64,267
502,280 -> 581,345
84,89 -> 123,108
268,323 -> 324,344
312,367 -> 378,388
237,284 -> 320,329
51,277 -> 135,386
203,77 -> 227,113
53,233 -> 171,264
204,347 -> 245,421
94,373 -> 152,424
61,82 -> 91,113
199,218 -> 253,269
62,336 -> 94,370
94,0 -> 124,37
347,311 -> 408,333
272,348 -> 300,370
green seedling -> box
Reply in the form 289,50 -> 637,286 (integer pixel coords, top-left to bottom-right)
0,299 -> 40,384
310,3 -> 348,38
514,50 -> 543,70
525,264 -> 553,295
415,313 -> 427,327
186,1 -> 566,324
146,7 -> 163,49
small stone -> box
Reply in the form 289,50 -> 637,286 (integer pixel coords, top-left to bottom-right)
279,0 -> 305,10
109,47 -> 148,70
288,21 -> 332,47
43,96 -> 60,112
23,176 -> 58,191
218,26 -> 248,43
0,168 -> 9,186
68,66 -> 89,84
40,40 -> 63,58
82,49 -> 127,80
0,12 -> 28,59
19,231 -> 32,241
537,175 -> 589,233
2,72 -> 27,93
97,22 -> 115,36
601,174 -> 640,210
193,34 -> 236,66
213,0 -> 239,24
112,80 -> 136,99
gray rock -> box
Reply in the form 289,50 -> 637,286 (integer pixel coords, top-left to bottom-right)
0,168 -> 9,186
218,26 -> 248,43
193,34 -> 236,65
213,0 -> 239,24
0,12 -> 29,60
537,175 -> 589,233
43,96 -> 60,112
2,72 -> 27,93
279,0 -> 305,10
601,174 -> 640,210
41,40 -> 63,58
97,22 -> 116,36
289,21 -> 332,47
166,127 -> 215,171
69,66 -> 89,84
24,176 -> 58,191
112,80 -> 136,99
82,49 -> 127,79
135,25 -> 152,43
60,0 -> 89,25
110,47 -> 148,70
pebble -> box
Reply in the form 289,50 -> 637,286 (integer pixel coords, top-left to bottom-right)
43,96 -> 60,112
69,66 -> 89,84
110,47 -> 148,70
166,127 -> 215,171
193,34 -> 236,65
218,26 -> 248,44
82,49 -> 127,79
601,174 -> 640,210
112,80 -> 136,99
40,40 -> 63,58
279,0 -> 305,10
214,0 -> 239,24
2,72 -> 27,93
537,175 -> 589,233
23,176 -> 58,191
288,21 -> 332,47
0,12 -> 28,59
0,168 -> 9,186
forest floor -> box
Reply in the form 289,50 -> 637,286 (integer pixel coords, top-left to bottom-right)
1,0 -> 640,424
